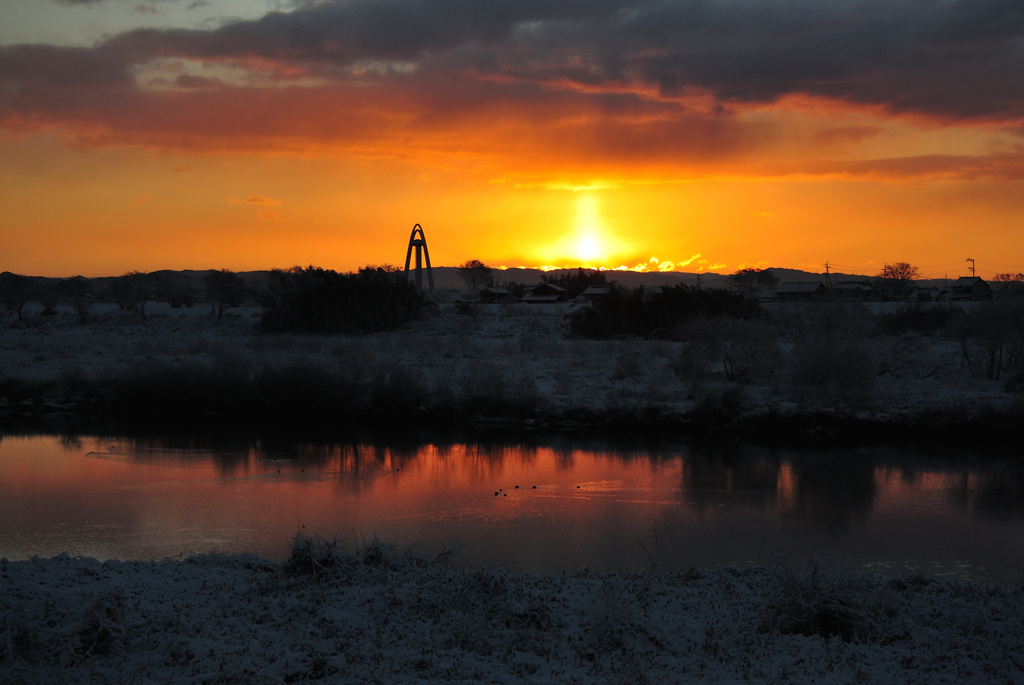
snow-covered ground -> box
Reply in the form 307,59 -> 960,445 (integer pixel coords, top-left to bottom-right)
3,541 -> 1022,684
3,300 -> 1024,682
2,297 -> 1019,431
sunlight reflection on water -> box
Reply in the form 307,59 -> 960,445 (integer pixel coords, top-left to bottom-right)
1,434 -> 1021,584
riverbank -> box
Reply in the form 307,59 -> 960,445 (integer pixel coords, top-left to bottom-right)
3,540 -> 1022,684
4,304 -> 1023,683
2,300 -> 1021,447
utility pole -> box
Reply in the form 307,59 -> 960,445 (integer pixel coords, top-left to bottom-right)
824,261 -> 832,290
966,257 -> 976,278
696,272 -> 703,290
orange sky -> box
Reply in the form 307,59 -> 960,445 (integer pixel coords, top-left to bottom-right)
2,0 -> 1022,279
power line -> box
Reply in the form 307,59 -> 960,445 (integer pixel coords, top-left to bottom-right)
983,260 -> 1024,272
804,258 -> 1022,279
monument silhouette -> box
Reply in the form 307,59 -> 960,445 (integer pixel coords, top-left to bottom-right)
403,223 -> 435,292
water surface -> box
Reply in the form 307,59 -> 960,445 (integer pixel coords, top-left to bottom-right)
1,434 -> 1021,584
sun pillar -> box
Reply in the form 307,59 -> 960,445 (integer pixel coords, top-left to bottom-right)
403,223 -> 435,292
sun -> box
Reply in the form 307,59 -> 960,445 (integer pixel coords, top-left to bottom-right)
576,235 -> 601,261
534,192 -> 634,267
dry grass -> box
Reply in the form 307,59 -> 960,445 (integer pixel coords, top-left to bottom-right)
2,300 -> 1019,442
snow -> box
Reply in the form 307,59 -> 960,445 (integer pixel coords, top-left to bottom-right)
2,299 -> 1018,430
3,543 -> 1022,683
3,299 -> 1023,682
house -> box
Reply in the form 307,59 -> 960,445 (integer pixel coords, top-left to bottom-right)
521,283 -> 568,303
940,277 -> 992,302
574,285 -> 611,304
775,281 -> 826,302
831,280 -> 872,301
478,287 -> 515,304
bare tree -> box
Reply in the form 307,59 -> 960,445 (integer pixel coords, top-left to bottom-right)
457,260 -> 493,293
878,262 -> 919,301
728,268 -> 779,296
992,272 -> 1024,299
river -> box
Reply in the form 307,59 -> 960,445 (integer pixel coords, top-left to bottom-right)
1,433 -> 1021,584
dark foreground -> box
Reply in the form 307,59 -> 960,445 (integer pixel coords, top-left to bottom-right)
2,539 -> 1023,684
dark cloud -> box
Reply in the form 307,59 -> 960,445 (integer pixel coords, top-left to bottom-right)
3,0 -> 1022,164
0,43 -> 134,91
85,0 -> 1023,122
599,0 -> 1023,121
773,153 -> 1024,182
96,0 -> 622,65
50,0 -> 178,4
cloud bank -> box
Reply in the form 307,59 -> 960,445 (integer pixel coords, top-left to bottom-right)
3,0 -> 1022,181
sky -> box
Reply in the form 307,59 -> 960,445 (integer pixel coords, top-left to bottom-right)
1,0 -> 1022,279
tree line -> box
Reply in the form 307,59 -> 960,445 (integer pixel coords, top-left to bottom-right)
0,266 -> 427,333
259,265 -> 427,333
0,269 -> 253,323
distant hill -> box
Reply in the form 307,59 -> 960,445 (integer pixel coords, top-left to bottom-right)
3,266 -> 965,294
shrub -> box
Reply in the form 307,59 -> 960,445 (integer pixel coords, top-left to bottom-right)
368,363 -> 428,416
875,304 -> 962,335
458,361 -> 509,413
259,265 -> 427,334
1,600 -> 42,667
284,534 -> 349,579
718,319 -> 782,384
569,285 -> 761,339
76,587 -> 127,657
948,299 -> 1024,381
789,335 -> 877,404
760,556 -> 888,642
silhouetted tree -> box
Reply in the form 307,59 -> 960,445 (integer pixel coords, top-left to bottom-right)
152,277 -> 198,308
365,263 -> 400,273
457,260 -> 493,293
728,268 -> 779,296
0,273 -> 35,321
259,265 -> 426,333
541,268 -> 608,300
569,283 -> 760,339
56,276 -> 95,323
108,271 -> 151,319
992,272 -> 1024,299
35,279 -> 60,315
205,269 -> 247,319
152,277 -> 174,308
500,281 -> 529,299
877,262 -> 919,301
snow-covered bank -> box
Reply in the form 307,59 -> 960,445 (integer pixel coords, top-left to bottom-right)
2,300 -> 1022,445
3,541 -> 1022,684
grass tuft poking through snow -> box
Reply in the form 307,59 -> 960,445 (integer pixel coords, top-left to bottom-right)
760,554 -> 888,642
2,539 -> 1023,683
